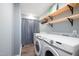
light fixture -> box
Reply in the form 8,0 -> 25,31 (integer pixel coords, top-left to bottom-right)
26,14 -> 37,20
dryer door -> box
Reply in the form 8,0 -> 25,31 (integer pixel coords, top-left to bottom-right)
34,37 -> 42,56
42,46 -> 59,56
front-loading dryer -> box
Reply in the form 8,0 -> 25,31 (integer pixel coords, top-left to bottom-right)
34,33 -> 43,56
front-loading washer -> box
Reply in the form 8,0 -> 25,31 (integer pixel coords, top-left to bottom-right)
41,39 -> 71,56
37,33 -> 79,56
42,41 -> 59,56
34,33 -> 43,56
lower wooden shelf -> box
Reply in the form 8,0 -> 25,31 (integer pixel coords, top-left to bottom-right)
46,14 -> 79,24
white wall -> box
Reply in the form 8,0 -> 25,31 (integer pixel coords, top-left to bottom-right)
13,3 -> 21,56
0,3 -> 13,56
0,3 -> 21,56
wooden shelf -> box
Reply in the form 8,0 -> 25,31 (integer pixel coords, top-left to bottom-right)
49,3 -> 79,17
46,14 -> 79,24
41,3 -> 79,24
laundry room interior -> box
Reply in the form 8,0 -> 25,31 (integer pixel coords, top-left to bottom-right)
0,3 -> 79,56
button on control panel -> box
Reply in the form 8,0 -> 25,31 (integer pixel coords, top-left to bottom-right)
50,40 -> 53,45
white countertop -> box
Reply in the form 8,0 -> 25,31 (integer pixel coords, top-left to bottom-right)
35,33 -> 79,47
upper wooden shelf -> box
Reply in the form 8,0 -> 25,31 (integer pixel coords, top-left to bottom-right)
41,3 -> 79,24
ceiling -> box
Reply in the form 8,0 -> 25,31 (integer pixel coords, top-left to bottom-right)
20,3 -> 53,18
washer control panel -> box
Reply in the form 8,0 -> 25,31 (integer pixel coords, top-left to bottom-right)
50,40 -> 53,45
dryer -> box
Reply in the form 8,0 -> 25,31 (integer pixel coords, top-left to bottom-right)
34,33 -> 43,56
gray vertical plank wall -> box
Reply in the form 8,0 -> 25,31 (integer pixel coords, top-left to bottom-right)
21,18 -> 39,46
21,19 -> 28,45
27,19 -> 33,44
40,4 -> 79,35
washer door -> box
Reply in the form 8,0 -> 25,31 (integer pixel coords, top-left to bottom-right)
34,38 -> 42,56
42,46 -> 59,56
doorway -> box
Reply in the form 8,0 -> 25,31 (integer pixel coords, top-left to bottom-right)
21,18 -> 39,46
21,18 -> 39,55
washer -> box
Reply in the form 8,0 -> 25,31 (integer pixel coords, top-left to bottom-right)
35,33 -> 79,56
34,33 -> 43,56
41,39 -> 72,56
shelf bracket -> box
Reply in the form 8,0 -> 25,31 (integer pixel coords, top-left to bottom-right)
48,16 -> 53,20
67,4 -> 73,14
48,16 -> 53,27
41,18 -> 48,24
48,23 -> 53,27
56,3 -> 59,10
67,18 -> 73,26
